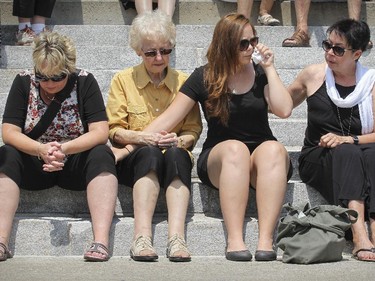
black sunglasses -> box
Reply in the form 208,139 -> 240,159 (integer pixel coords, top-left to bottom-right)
35,72 -> 68,82
142,48 -> 173,57
239,37 -> 259,51
322,40 -> 354,57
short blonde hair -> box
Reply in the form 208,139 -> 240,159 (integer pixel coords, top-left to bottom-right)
129,9 -> 176,52
33,31 -> 76,76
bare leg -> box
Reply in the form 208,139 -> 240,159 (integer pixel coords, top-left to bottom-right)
207,140 -> 251,252
135,0 -> 153,14
133,171 -> 160,255
370,218 -> 375,245
166,178 -> 190,258
158,0 -> 176,17
347,0 -> 362,20
86,172 -> 118,259
0,174 -> 20,249
259,0 -> 274,16
282,0 -> 311,47
237,0 -> 254,19
250,141 -> 289,251
349,200 -> 375,261
294,0 -> 311,33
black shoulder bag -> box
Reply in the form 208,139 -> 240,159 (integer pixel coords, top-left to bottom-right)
26,72 -> 78,140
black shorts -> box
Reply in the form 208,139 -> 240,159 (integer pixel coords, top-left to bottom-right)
117,145 -> 193,190
0,144 -> 116,191
13,0 -> 56,18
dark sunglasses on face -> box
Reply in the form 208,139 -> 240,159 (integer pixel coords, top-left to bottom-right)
35,72 -> 68,82
239,37 -> 259,51
142,48 -> 173,57
322,40 -> 354,57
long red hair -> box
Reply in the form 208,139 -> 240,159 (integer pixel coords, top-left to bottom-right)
204,13 -> 256,126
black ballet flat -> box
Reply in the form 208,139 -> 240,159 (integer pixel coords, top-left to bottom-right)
254,250 -> 277,261
225,250 -> 252,261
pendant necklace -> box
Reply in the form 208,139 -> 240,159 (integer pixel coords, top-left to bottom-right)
42,89 -> 55,102
336,106 -> 353,136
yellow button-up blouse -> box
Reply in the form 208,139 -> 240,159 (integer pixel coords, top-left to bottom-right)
106,63 -> 202,149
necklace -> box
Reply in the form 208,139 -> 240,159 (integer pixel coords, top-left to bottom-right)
41,89 -> 55,102
336,106 -> 353,136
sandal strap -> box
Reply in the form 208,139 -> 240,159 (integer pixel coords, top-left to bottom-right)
86,242 -> 109,256
0,242 -> 13,260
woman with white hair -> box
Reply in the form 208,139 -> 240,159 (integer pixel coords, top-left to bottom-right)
106,10 -> 202,262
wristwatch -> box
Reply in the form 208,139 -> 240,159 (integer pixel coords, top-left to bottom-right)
352,135 -> 359,145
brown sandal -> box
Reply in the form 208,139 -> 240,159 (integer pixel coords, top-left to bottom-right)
84,242 -> 110,262
0,242 -> 13,262
282,29 -> 310,47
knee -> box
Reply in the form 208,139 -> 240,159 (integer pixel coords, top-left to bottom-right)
261,141 -> 288,161
222,140 -> 250,164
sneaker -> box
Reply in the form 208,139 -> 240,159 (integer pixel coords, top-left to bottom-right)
16,26 -> 36,46
257,14 -> 281,26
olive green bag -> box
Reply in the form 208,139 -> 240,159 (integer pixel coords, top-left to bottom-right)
276,203 -> 358,264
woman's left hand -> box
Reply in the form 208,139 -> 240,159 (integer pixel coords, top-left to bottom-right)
157,130 -> 178,149
319,133 -> 352,148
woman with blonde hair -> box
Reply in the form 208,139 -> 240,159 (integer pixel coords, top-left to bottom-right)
0,31 -> 118,262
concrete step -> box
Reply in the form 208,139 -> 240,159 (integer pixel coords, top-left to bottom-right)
16,180 -> 319,216
1,0 -> 375,26
9,180 -> 328,257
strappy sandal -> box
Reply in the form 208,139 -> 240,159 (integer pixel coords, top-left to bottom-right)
166,234 -> 191,262
0,242 -> 13,262
130,235 -> 158,262
83,242 -> 110,262
282,29 -> 310,47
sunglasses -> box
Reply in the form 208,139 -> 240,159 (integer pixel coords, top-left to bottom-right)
322,40 -> 354,57
239,37 -> 259,51
35,72 -> 68,82
142,48 -> 173,57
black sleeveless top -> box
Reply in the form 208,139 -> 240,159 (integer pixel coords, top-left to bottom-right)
301,81 -> 361,155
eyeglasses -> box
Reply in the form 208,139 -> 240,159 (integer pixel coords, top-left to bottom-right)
142,48 -> 173,57
322,40 -> 354,57
35,72 -> 68,82
239,37 -> 259,51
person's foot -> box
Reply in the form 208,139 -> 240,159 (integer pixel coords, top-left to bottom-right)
130,234 -> 158,261
352,238 -> 375,262
282,29 -> 310,47
15,26 -> 36,46
83,242 -> 110,262
257,14 -> 281,26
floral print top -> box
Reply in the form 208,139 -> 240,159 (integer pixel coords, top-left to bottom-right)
22,69 -> 85,143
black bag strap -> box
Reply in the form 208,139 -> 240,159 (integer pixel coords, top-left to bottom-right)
26,72 -> 78,140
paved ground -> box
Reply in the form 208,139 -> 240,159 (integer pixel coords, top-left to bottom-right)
0,254 -> 374,281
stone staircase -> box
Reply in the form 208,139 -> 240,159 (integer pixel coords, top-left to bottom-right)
1,0 -> 374,257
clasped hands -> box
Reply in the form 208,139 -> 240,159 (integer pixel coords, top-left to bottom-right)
38,141 -> 66,172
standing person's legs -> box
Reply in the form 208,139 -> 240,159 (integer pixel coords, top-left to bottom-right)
135,0 -> 153,14
258,0 -> 280,26
237,0 -> 254,19
206,140 -> 252,261
250,141 -> 289,261
158,0 -> 176,17
347,0 -> 362,20
282,0 -> 311,47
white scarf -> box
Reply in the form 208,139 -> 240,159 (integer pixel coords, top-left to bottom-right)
325,62 -> 375,134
